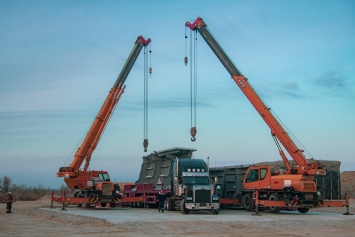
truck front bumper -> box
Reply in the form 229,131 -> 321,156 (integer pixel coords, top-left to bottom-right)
185,202 -> 220,211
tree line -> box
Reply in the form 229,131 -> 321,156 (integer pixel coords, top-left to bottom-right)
0,176 -> 70,201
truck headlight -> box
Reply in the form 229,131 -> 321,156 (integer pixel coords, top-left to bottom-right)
212,195 -> 219,201
186,196 -> 193,201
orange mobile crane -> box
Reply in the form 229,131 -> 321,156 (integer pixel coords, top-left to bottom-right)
186,17 -> 350,214
54,36 -> 151,208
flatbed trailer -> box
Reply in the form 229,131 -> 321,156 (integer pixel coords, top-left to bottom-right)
50,190 -> 145,209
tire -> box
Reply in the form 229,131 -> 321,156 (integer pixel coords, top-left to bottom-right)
211,209 -> 220,215
297,208 -> 310,213
165,197 -> 173,211
243,193 -> 254,211
269,193 -> 281,214
180,200 -> 190,214
76,203 -> 82,207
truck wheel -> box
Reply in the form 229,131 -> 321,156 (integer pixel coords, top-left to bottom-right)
297,208 -> 310,213
76,203 -> 82,207
166,197 -> 173,211
211,209 -> 220,215
269,193 -> 281,214
180,200 -> 190,214
243,193 -> 254,211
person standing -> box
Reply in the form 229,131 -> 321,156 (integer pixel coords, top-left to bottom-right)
6,192 -> 13,214
157,190 -> 166,213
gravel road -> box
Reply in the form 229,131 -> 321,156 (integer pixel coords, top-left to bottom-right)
44,205 -> 354,224
1,197 -> 355,237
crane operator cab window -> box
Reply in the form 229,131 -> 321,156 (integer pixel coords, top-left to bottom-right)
246,169 -> 259,183
260,168 -> 268,180
99,173 -> 110,181
246,168 -> 269,183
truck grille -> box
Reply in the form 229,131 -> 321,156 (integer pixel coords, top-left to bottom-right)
195,189 -> 211,203
102,183 -> 113,196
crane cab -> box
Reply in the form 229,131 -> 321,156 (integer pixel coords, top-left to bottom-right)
243,166 -> 317,193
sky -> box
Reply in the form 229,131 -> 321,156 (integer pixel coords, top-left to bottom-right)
1,0 -> 354,189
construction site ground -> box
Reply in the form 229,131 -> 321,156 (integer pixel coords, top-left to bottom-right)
1,197 -> 354,237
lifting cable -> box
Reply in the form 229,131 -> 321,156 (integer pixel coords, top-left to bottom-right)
185,27 -> 198,142
143,44 -> 152,152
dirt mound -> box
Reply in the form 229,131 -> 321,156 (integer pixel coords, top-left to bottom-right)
341,171 -> 355,198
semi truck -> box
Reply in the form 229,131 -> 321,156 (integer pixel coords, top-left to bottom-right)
124,147 -> 220,214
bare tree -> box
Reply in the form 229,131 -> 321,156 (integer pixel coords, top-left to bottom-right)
2,176 -> 12,192
0,176 -> 3,192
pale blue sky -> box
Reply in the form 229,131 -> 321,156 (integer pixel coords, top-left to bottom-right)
1,0 -> 354,188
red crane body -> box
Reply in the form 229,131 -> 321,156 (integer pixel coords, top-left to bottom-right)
57,36 -> 151,203
185,17 -> 351,213
186,17 -> 324,177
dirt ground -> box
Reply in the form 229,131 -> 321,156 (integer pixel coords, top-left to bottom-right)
1,196 -> 355,237
1,171 -> 354,237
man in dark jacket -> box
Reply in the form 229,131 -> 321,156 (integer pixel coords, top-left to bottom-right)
157,190 -> 166,213
6,192 -> 13,213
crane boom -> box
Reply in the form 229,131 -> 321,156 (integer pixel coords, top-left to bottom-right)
57,36 -> 151,183
186,17 -> 324,176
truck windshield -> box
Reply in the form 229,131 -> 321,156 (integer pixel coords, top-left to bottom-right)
100,173 -> 110,181
183,176 -> 209,185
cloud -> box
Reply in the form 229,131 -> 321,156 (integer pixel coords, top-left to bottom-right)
312,71 -> 353,97
124,97 -> 213,111
254,81 -> 306,100
277,81 -> 306,99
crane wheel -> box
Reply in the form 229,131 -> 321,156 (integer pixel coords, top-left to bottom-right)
269,193 -> 281,214
243,193 -> 254,211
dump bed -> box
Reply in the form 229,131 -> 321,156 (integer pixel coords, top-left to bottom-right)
135,147 -> 196,190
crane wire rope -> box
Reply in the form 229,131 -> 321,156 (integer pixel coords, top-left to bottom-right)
62,93 -> 122,169
270,108 -> 315,159
252,85 -> 315,159
143,45 -> 150,152
187,29 -> 198,141
62,112 -> 97,167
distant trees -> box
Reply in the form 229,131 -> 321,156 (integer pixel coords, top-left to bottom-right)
0,176 -> 70,201
0,176 -> 12,193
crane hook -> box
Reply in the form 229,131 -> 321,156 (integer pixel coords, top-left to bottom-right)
184,56 -> 188,66
190,127 -> 197,142
143,139 -> 148,152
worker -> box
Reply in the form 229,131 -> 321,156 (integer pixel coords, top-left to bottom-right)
6,192 -> 13,214
157,189 -> 166,213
